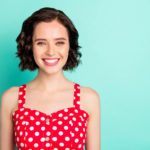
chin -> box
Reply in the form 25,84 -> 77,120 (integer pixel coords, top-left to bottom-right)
45,69 -> 62,75
38,65 -> 64,75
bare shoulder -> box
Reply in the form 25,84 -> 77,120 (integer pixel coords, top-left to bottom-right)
80,85 -> 100,115
81,86 -> 100,100
1,86 -> 19,114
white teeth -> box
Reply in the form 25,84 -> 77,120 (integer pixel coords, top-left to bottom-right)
44,59 -> 58,63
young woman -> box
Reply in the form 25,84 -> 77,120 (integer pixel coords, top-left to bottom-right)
0,7 -> 100,150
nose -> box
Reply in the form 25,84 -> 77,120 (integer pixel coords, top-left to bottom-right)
46,43 -> 55,56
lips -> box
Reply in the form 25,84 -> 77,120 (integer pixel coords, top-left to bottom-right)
42,58 -> 60,66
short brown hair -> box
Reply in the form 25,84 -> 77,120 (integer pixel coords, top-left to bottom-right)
16,7 -> 82,71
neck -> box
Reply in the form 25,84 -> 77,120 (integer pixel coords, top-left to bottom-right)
30,69 -> 70,91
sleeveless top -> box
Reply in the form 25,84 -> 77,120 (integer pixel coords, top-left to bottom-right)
12,83 -> 89,150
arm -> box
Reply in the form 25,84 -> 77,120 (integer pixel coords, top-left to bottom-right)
83,88 -> 101,150
0,88 -> 17,150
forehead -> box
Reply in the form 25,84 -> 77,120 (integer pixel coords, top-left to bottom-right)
33,20 -> 69,39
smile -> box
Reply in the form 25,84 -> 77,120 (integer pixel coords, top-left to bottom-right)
42,58 -> 60,66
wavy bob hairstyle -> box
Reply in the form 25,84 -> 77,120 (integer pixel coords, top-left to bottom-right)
16,7 -> 81,71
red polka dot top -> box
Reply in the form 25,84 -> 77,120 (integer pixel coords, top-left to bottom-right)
12,83 -> 89,150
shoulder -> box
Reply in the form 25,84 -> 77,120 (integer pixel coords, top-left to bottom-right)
1,86 -> 19,114
80,86 -> 100,100
80,85 -> 100,115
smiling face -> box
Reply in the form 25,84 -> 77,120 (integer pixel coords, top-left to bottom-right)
32,20 -> 70,75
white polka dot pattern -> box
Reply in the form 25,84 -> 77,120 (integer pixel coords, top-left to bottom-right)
12,83 -> 89,149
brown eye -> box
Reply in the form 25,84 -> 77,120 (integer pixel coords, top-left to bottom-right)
37,42 -> 46,46
56,41 -> 65,46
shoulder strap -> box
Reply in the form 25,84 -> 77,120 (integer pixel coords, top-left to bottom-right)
18,84 -> 26,109
73,83 -> 80,109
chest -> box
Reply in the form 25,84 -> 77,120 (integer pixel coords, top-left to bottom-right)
24,89 -> 74,114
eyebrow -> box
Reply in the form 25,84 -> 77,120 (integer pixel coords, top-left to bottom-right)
54,37 -> 67,41
34,37 -> 67,42
34,39 -> 46,42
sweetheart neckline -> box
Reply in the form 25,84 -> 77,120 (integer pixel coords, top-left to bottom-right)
12,106 -> 89,118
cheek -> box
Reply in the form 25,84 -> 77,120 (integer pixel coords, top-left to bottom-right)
59,46 -> 69,58
63,48 -> 69,59
32,46 -> 43,57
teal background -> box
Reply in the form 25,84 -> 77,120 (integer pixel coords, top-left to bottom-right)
0,0 -> 150,149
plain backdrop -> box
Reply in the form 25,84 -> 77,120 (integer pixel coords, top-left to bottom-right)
0,0 -> 150,150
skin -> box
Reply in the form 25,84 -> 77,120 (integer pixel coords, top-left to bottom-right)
0,20 -> 100,150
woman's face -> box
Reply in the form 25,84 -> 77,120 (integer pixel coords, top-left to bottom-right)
32,20 -> 70,75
